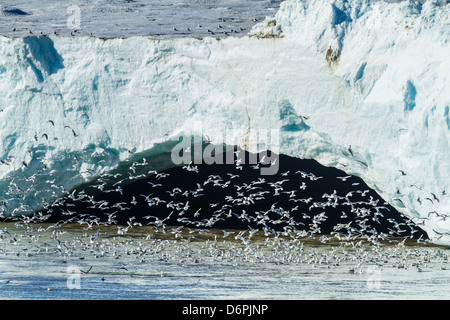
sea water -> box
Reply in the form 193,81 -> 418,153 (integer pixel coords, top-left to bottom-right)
1,222 -> 449,300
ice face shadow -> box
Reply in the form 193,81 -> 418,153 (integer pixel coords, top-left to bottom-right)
23,36 -> 64,76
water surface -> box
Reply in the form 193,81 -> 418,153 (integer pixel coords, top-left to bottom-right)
1,222 -> 448,300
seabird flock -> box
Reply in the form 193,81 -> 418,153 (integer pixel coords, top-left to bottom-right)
1,141 -> 449,283
0,146 -> 425,242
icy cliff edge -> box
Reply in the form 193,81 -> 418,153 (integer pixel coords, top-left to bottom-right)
0,0 -> 449,243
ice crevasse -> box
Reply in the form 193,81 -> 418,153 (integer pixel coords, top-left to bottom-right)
0,0 -> 449,243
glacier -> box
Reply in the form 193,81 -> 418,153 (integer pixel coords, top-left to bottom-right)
0,0 -> 449,244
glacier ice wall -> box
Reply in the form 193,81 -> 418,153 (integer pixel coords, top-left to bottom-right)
0,0 -> 449,243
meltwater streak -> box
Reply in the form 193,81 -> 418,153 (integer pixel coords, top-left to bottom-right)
0,0 -> 449,244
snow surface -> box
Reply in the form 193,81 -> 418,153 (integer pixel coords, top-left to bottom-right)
0,0 -> 449,243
